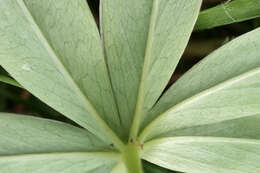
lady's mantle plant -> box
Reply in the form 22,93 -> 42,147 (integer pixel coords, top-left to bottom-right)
1,0 -> 260,173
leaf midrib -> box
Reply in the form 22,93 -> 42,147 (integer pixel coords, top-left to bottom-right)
139,66 -> 260,142
17,0 -> 124,150
129,0 -> 159,141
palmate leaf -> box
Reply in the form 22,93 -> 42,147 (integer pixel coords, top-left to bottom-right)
0,0 -> 124,147
140,27 -> 260,142
0,113 -> 119,173
142,137 -> 260,173
101,0 -> 202,139
195,0 -> 260,30
1,0 -> 260,173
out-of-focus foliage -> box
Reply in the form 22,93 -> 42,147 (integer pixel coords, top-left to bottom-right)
195,0 -> 260,30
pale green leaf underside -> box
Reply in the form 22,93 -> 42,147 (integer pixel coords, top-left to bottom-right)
0,113 -> 110,155
0,0 -> 124,144
101,0 -> 202,139
0,153 -> 117,173
195,0 -> 260,30
168,114 -> 260,140
143,137 -> 260,173
1,0 -> 260,172
0,113 -> 119,173
140,27 -> 260,142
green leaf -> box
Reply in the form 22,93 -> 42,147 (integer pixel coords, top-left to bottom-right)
143,137 -> 260,173
101,0 -> 202,139
0,0 -> 124,147
140,27 -> 260,142
167,114 -> 260,139
0,113 -> 119,173
0,75 -> 22,88
195,0 -> 260,30
0,113 -> 111,154
0,153 -> 117,173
